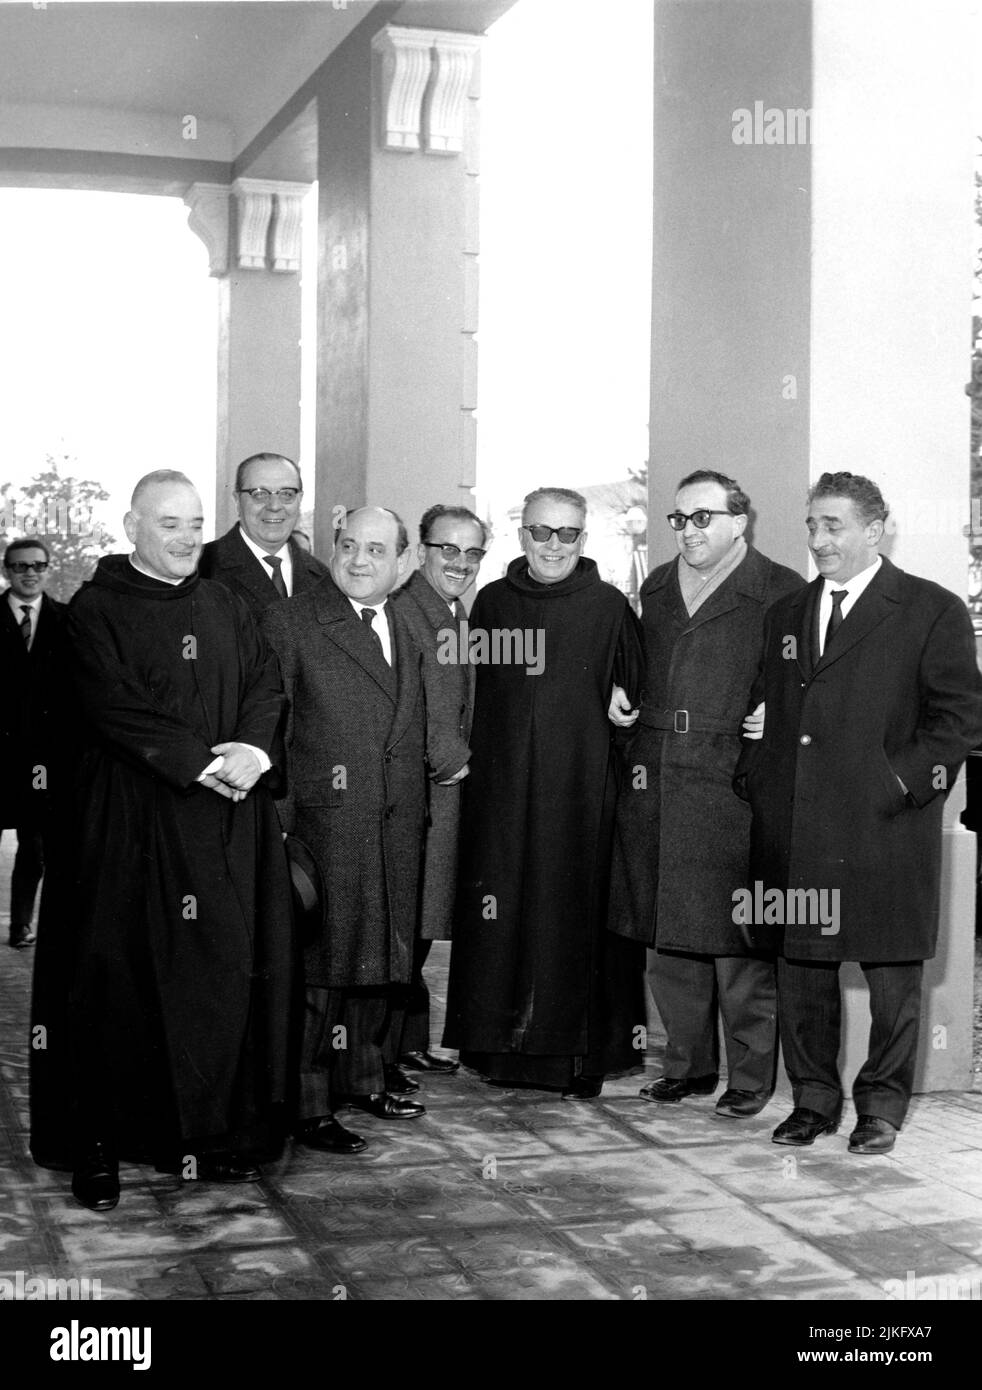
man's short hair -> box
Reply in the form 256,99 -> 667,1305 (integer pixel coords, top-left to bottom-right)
677,469 -> 750,517
419,504 -> 489,547
130,470 -> 196,511
235,453 -> 303,494
334,506 -> 410,555
808,472 -> 889,527
521,487 -> 587,524
3,535 -> 51,566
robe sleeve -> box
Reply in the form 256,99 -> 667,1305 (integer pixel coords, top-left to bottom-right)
613,600 -> 645,710
226,594 -> 287,763
259,603 -> 297,834
67,595 -> 221,790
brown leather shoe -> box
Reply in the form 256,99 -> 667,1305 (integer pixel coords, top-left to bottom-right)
848,1114 -> 897,1154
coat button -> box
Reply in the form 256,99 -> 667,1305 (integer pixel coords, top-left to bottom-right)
800,734 -> 812,745
384,753 -> 392,763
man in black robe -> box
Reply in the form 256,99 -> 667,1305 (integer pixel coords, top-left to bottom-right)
443,487 -> 645,1097
30,470 -> 294,1210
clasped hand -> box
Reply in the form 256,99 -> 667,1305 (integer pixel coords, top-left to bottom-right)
201,742 -> 263,802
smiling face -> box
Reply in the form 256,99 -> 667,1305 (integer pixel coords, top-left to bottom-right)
418,516 -> 486,604
236,455 -> 303,553
124,482 -> 204,582
4,545 -> 50,601
806,495 -> 882,584
331,507 -> 410,607
673,479 -> 746,572
519,498 -> 586,585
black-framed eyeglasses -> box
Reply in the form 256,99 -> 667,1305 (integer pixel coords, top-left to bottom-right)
6,560 -> 49,574
666,510 -> 732,531
238,487 -> 301,503
521,525 -> 583,544
422,542 -> 486,564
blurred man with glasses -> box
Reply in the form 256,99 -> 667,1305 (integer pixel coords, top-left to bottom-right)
199,452 -> 328,612
389,505 -> 487,1083
608,470 -> 803,1119
1,537 -> 69,948
444,487 -> 645,1098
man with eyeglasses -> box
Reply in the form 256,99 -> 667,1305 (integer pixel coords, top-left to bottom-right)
444,487 -> 645,1098
608,469 -> 803,1120
389,505 -> 487,1080
199,452 -> 328,612
1,537 -> 69,948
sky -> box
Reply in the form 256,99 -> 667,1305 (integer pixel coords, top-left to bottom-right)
0,0 -> 653,547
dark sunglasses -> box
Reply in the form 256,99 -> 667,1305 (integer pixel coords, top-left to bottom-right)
6,560 -> 49,574
666,510 -> 732,531
422,542 -> 486,564
522,525 -> 583,544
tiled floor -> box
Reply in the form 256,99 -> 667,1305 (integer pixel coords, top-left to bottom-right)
3,837 -> 982,1304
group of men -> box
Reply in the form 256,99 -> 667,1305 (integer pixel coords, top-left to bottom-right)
7,455 -> 982,1212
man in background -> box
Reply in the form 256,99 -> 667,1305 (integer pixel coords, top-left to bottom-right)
199,451 -> 327,611
1,536 -> 69,948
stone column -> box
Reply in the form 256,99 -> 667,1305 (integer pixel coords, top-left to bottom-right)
185,177 -> 309,530
314,22 -> 481,555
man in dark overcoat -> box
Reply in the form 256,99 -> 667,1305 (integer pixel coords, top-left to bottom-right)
199,451 -> 328,613
608,470 -> 804,1117
389,504 -> 486,1079
1,536 -> 69,948
443,487 -> 646,1097
30,470 -> 295,1210
736,472 -> 982,1154
262,506 -> 446,1153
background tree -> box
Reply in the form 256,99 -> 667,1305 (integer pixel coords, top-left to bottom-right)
0,454 -> 116,602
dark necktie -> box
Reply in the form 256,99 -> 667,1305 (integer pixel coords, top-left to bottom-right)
263,554 -> 288,599
20,604 -> 32,648
453,599 -> 467,625
824,589 -> 848,652
360,606 -> 385,658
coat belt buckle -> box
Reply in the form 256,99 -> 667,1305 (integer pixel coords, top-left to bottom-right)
673,709 -> 689,734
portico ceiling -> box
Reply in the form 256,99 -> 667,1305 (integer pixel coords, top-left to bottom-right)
0,0 -> 515,185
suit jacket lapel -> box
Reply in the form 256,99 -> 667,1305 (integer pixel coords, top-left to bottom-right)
315,580 -> 397,701
813,563 -> 899,674
223,527 -> 281,607
388,607 -> 421,749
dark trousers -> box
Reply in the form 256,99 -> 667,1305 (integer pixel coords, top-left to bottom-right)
777,957 -> 923,1129
300,986 -> 393,1122
392,937 -> 433,1058
650,948 -> 778,1094
5,825 -> 45,928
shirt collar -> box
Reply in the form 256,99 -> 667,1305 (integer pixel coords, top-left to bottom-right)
821,554 -> 881,599
8,591 -> 42,614
237,524 -> 290,567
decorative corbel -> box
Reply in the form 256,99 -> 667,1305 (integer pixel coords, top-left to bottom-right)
183,182 -> 231,277
425,33 -> 481,155
232,178 -> 276,269
372,26 -> 434,151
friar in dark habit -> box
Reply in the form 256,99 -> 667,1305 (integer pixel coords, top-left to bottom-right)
443,487 -> 646,1097
29,470 -> 295,1210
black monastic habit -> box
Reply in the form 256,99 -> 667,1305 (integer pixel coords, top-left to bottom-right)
30,554 -> 295,1165
443,556 -> 646,1087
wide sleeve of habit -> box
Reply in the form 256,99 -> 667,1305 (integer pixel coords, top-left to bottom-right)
614,601 -> 645,711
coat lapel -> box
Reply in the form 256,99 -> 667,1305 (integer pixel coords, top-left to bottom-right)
314,579 -> 398,702
813,559 -> 901,675
219,527 -> 281,608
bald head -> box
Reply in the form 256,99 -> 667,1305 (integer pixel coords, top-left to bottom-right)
331,505 -> 411,606
124,473 -> 203,583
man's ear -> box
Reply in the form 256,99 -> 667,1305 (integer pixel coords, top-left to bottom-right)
123,511 -> 138,546
396,546 -> 412,577
734,513 -> 748,538
416,542 -> 427,567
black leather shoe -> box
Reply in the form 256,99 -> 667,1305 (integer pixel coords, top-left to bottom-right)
345,1092 -> 426,1120
562,1077 -> 603,1100
155,1151 -> 261,1183
848,1114 -> 897,1154
8,924 -> 36,949
383,1063 -> 420,1095
715,1088 -> 772,1118
72,1142 -> 120,1211
639,1074 -> 717,1103
399,1050 -> 460,1074
298,1117 -> 368,1154
772,1107 -> 839,1146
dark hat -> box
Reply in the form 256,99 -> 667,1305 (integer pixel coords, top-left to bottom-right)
283,833 -> 323,929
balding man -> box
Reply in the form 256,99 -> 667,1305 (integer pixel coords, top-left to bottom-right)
199,452 -> 328,612
30,470 -> 294,1210
262,506 -> 445,1154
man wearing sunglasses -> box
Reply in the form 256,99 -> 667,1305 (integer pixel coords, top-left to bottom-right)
1,537 -> 69,948
608,470 -> 804,1119
389,505 -> 487,1080
444,487 -> 645,1098
199,451 -> 328,613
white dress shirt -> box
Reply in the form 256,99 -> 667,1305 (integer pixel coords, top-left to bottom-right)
238,525 -> 294,597
817,556 -> 882,657
348,598 -> 392,665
